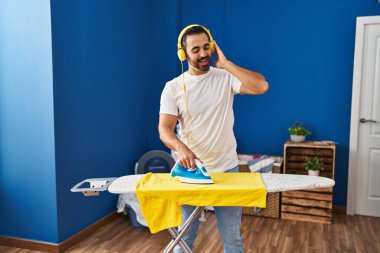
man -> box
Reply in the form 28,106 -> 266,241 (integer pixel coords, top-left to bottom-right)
158,25 -> 268,253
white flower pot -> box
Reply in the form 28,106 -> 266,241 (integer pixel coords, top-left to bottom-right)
290,135 -> 305,142
308,170 -> 320,176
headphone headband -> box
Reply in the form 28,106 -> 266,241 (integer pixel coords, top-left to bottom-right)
177,24 -> 214,50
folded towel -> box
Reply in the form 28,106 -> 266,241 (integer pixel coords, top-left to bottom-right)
248,156 -> 274,173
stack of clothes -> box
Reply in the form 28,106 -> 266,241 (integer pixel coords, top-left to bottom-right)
247,155 -> 274,173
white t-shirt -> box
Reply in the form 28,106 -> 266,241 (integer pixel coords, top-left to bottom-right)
160,67 -> 242,172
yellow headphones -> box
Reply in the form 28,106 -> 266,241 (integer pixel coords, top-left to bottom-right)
177,24 -> 215,62
177,24 -> 215,148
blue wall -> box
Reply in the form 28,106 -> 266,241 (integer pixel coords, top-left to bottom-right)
145,0 -> 182,151
0,0 -> 58,242
51,0 -> 148,242
145,0 -> 380,206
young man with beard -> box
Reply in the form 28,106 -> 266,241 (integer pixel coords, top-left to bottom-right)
158,25 -> 268,253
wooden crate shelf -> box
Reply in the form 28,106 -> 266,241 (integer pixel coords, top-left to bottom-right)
282,141 -> 336,224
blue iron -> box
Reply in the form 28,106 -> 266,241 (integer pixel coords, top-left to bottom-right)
170,159 -> 214,184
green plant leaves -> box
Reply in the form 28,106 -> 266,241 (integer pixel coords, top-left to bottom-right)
288,122 -> 311,136
304,157 -> 324,171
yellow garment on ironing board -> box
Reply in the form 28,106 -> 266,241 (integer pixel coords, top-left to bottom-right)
135,172 -> 267,233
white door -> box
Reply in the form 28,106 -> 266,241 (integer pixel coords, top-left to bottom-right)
353,17 -> 380,217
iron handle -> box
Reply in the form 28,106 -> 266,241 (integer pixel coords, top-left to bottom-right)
360,118 -> 377,123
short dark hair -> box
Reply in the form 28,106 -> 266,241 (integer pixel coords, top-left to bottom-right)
181,26 -> 211,48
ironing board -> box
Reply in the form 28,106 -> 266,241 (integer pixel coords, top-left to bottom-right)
72,173 -> 335,253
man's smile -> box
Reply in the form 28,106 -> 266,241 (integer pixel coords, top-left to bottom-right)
199,57 -> 210,67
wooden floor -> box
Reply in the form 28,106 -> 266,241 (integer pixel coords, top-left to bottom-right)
1,212 -> 380,253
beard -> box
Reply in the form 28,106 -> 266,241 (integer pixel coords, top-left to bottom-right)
188,56 -> 211,72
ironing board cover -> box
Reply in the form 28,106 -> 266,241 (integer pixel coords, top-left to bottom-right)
135,172 -> 266,233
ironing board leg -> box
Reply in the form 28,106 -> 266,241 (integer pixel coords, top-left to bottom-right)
162,206 -> 204,253
167,228 -> 192,253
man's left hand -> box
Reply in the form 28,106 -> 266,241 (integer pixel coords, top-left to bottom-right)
214,41 -> 229,69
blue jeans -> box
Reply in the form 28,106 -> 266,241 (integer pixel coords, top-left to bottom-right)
173,166 -> 243,253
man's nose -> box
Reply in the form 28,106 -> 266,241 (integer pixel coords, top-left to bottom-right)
199,49 -> 209,57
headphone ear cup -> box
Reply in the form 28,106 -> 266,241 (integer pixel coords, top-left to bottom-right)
177,49 -> 186,61
210,41 -> 216,53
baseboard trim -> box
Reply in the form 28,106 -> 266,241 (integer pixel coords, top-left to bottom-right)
59,212 -> 119,252
333,205 -> 347,214
0,212 -> 119,253
0,236 -> 59,253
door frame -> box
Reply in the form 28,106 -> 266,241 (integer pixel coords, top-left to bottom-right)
347,15 -> 380,215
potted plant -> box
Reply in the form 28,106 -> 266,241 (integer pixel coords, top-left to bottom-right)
288,122 -> 311,142
304,156 -> 324,176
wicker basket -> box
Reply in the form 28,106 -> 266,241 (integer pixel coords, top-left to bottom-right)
239,160 -> 282,219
